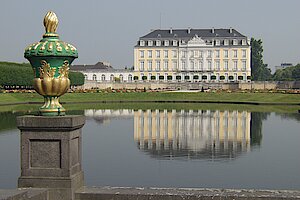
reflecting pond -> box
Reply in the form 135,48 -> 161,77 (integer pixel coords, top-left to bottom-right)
0,108 -> 300,189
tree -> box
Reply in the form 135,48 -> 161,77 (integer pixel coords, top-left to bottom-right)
273,64 -> 300,81
250,38 -> 272,81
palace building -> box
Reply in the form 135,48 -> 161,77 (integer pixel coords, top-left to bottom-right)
134,28 -> 251,82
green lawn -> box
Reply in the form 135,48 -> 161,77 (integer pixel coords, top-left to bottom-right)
0,92 -> 299,113
0,92 -> 299,105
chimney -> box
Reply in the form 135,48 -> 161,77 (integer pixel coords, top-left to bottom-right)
188,27 -> 191,34
212,27 -> 215,33
229,27 -> 233,33
170,27 -> 173,34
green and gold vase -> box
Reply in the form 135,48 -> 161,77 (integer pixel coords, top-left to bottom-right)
24,11 -> 78,116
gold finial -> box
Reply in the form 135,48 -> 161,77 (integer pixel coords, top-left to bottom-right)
43,11 -> 58,33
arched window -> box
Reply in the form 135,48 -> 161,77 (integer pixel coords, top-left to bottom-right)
128,74 -> 133,82
119,74 -> 123,82
110,74 -> 114,82
101,74 -> 106,81
92,74 -> 97,81
84,74 -> 88,80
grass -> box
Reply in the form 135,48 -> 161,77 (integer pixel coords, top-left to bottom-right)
0,92 -> 299,105
0,92 -> 299,113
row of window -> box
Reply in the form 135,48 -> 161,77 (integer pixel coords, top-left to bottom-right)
87,74 -> 131,81
86,74 -> 251,82
139,60 -> 248,71
139,39 -> 247,47
135,74 -> 251,81
139,49 -> 247,59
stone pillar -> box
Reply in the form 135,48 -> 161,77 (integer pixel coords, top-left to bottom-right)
17,115 -> 85,200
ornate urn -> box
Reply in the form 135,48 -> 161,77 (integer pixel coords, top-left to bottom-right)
24,11 -> 78,116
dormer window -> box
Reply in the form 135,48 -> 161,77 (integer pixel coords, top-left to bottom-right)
215,40 -> 220,46
156,40 -> 161,46
173,40 -> 177,46
148,40 -> 153,46
164,40 -> 169,46
242,39 -> 246,45
233,39 -> 238,45
140,40 -> 145,46
224,39 -> 229,46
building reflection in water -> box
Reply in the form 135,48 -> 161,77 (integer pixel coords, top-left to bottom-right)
84,109 -> 254,161
134,109 -> 251,161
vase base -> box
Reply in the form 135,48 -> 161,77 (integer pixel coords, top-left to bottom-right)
39,107 -> 66,116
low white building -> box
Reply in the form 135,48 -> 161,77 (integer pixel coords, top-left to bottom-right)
71,62 -> 134,82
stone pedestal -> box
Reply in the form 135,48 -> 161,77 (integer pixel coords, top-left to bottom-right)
17,115 -> 85,200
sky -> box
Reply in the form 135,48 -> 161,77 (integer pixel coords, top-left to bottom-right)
0,0 -> 300,72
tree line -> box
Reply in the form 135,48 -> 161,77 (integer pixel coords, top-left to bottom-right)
0,61 -> 84,89
251,38 -> 300,81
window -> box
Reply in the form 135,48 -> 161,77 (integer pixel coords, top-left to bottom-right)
194,50 -> 198,57
92,74 -> 97,81
148,40 -> 153,46
224,39 -> 229,45
140,61 -> 144,71
224,50 -> 228,58
156,40 -> 161,46
101,74 -> 105,81
181,51 -> 186,58
110,74 -> 114,81
140,40 -> 145,46
233,60 -> 238,71
238,76 -> 243,80
233,50 -> 237,58
164,61 -> 168,71
140,50 -> 144,58
156,61 -> 160,71
167,75 -> 172,80
165,40 -> 169,46
181,61 -> 186,70
151,76 -> 156,80
190,61 -> 194,70
224,60 -> 228,71
199,61 -> 203,70
216,40 -> 220,46
84,74 -> 88,80
172,61 -> 177,70
164,50 -> 168,58
215,50 -> 220,58
207,50 -> 212,58
199,51 -> 203,58
215,61 -> 220,71
184,75 -> 190,80
148,50 -> 152,58
242,61 -> 247,71
193,75 -> 199,80
242,39 -> 247,45
242,50 -> 246,58
208,61 -> 212,70
156,50 -> 160,58
159,75 -> 164,80
176,75 -> 181,80
233,39 -> 238,45
148,61 -> 152,71
172,50 -> 177,58
173,40 -> 177,46
128,74 -> 133,81
142,76 -> 147,80
119,74 -> 123,82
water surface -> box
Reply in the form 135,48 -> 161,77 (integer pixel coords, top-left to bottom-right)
0,108 -> 299,189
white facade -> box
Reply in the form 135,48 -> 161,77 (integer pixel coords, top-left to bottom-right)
83,70 -> 134,83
